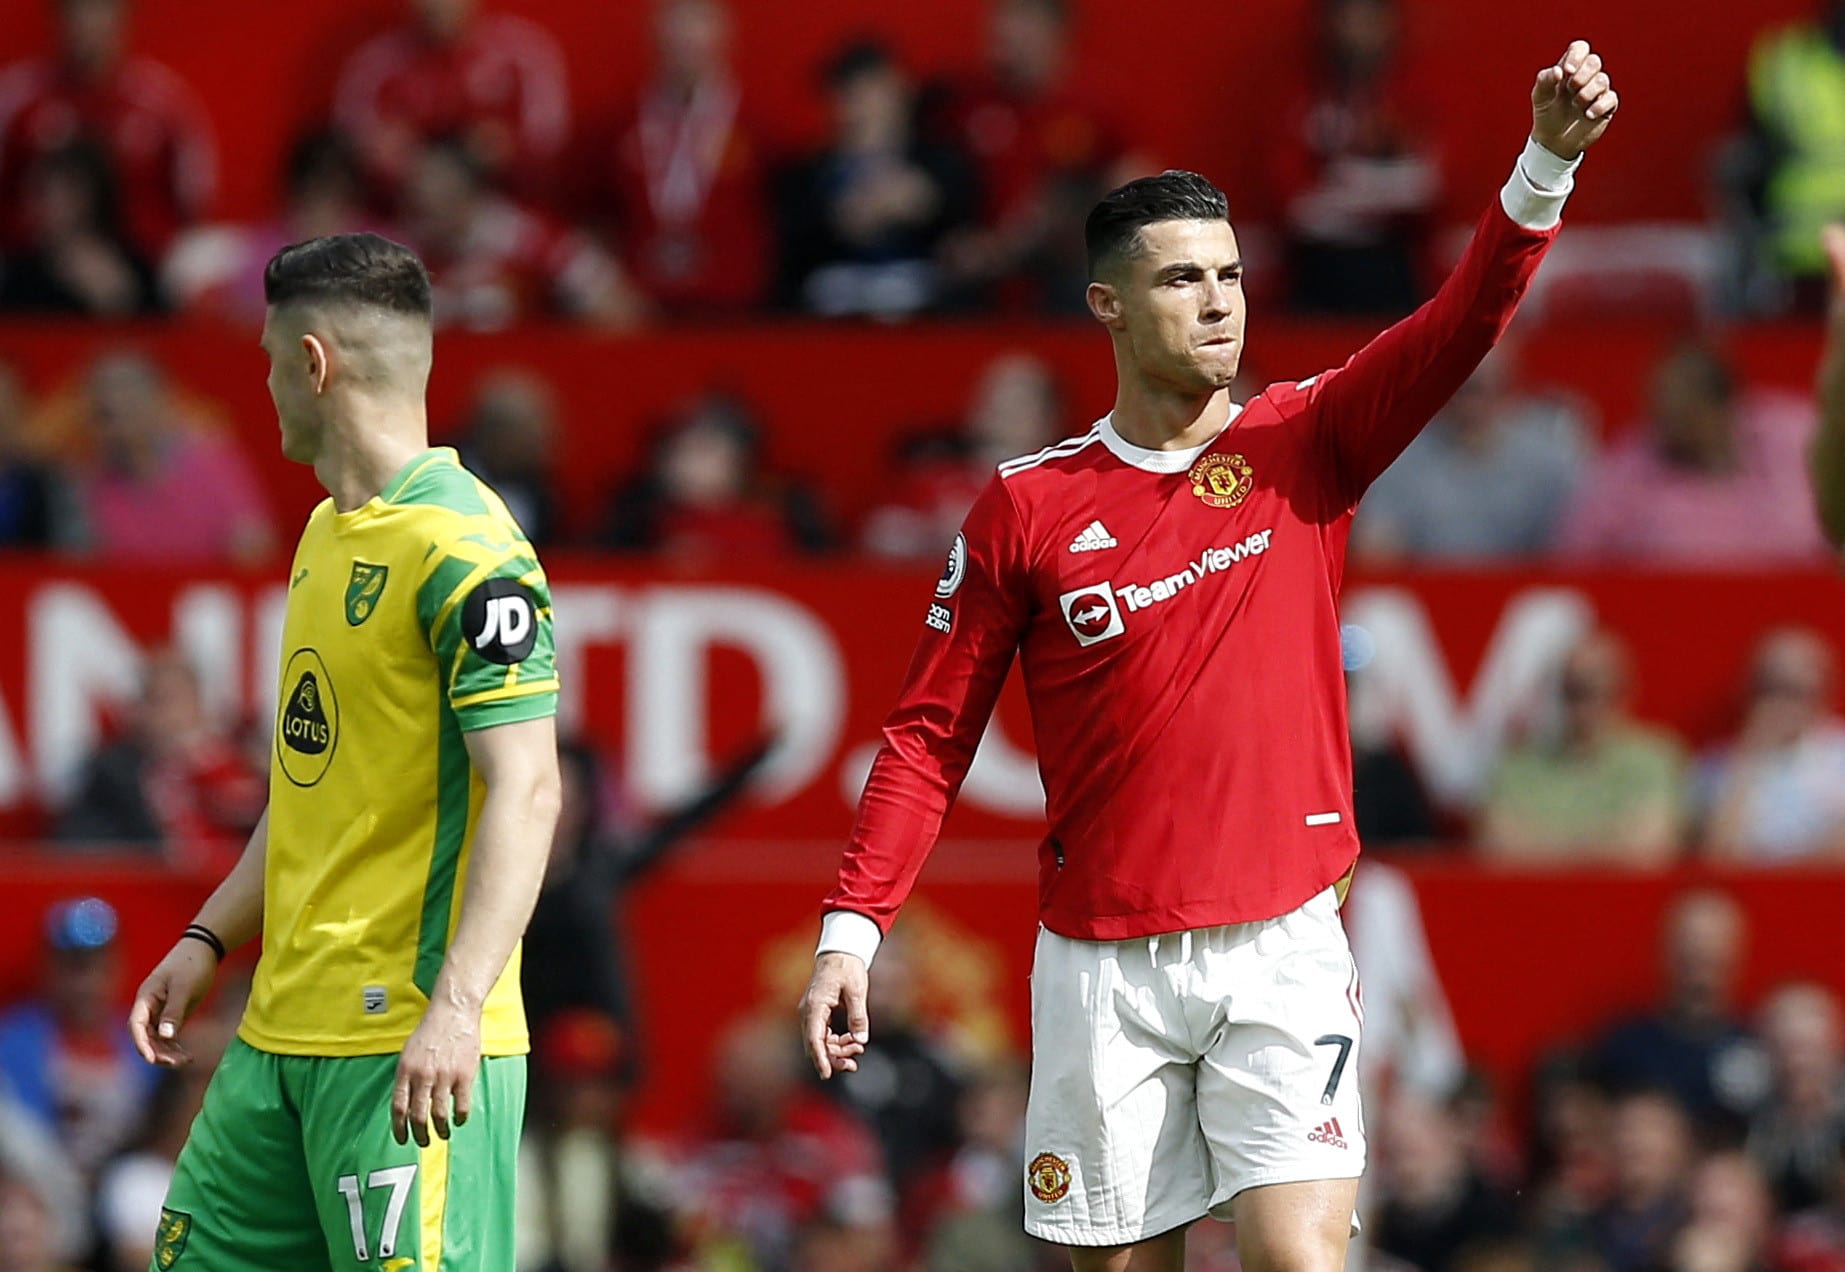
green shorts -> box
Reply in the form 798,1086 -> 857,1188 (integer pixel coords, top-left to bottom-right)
153,1037 -> 525,1271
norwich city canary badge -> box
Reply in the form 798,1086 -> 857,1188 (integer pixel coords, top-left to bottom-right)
155,1207 -> 191,1267
1189,451 -> 1254,509
345,561 -> 388,626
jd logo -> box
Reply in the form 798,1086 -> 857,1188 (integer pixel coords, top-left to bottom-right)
346,561 -> 389,626
276,648 -> 339,786
462,578 -> 540,665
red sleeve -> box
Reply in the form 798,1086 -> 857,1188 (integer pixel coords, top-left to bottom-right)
1306,198 -> 1557,509
822,475 -> 1032,931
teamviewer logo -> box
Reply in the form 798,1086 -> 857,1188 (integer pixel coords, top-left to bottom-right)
1059,582 -> 1124,646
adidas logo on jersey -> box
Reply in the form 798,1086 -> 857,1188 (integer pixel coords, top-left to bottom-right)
1068,520 -> 1118,553
1307,1118 -> 1348,1149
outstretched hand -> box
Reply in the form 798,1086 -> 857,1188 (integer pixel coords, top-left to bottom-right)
127,940 -> 218,1067
1531,40 -> 1620,161
798,952 -> 869,1079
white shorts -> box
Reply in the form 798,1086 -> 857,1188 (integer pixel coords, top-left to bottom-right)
1022,887 -> 1366,1247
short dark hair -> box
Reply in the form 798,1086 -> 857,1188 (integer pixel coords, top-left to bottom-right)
1085,170 -> 1230,279
263,233 -> 432,318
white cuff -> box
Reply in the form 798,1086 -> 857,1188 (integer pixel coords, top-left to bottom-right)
817,910 -> 883,969
1499,137 -> 1581,231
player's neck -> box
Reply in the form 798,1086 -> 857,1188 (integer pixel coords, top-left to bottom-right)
1108,379 -> 1233,452
315,411 -> 431,513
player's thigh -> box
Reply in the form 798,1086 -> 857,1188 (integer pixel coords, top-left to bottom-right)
1194,889 -> 1366,1218
1231,1178 -> 1361,1272
1025,927 -> 1212,1248
297,1051 -> 527,1272
1065,1223 -> 1188,1272
153,1038 -> 327,1271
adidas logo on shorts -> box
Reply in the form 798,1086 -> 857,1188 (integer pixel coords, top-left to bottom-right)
1307,1118 -> 1348,1149
1068,520 -> 1118,553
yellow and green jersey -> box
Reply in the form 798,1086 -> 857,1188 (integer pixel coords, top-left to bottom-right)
240,448 -> 558,1059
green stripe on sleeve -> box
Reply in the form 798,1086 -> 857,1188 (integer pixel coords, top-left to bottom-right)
414,703 -> 474,997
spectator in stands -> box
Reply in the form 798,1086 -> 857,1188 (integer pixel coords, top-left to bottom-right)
1594,890 -> 1772,1137
928,0 -> 1138,314
0,1168 -> 82,1272
1699,627 -> 1845,862
1273,0 -> 1441,314
68,352 -> 276,563
601,390 -> 835,558
1354,346 -> 1589,563
0,0 -> 215,260
915,1061 -> 1048,1272
1669,1152 -> 1778,1272
1478,630 -> 1689,865
1346,653 -> 1441,849
0,360 -> 75,550
774,39 -> 979,319
1557,343 -> 1830,566
1548,1090 -> 1697,1272
822,933 -> 964,1195
0,137 -> 161,316
454,369 -> 561,545
861,351 -> 1064,559
1727,3 -> 1845,311
1778,1142 -> 1845,1269
93,1000 -> 234,1272
589,0 -> 770,315
676,1015 -> 890,1270
164,128 -> 374,322
333,0 -> 570,206
1370,1087 -> 1520,1271
521,735 -> 770,1082
517,1009 -> 626,1272
0,898 -> 156,1180
1525,1055 -> 1617,1242
401,136 -> 643,329
55,647 -> 264,860
1749,983 -> 1845,1215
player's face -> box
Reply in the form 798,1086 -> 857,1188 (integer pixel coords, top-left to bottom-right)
261,309 -> 323,465
1105,219 -> 1245,394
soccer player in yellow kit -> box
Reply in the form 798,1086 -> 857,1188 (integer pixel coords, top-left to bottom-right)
127,234 -> 562,1271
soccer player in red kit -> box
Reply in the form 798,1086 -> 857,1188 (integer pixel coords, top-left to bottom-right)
800,42 -> 1621,1272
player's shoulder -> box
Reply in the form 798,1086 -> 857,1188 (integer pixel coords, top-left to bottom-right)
1247,377 -> 1323,416
994,421 -> 1108,487
386,449 -> 498,519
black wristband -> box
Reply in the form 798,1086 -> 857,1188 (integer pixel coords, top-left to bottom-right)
181,924 -> 226,962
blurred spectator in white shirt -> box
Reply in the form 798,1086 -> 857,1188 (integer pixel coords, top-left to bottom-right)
1700,627 -> 1845,863
1355,347 -> 1588,563
1748,983 -> 1845,1215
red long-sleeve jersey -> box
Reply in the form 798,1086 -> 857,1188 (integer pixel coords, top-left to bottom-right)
827,166 -> 1564,944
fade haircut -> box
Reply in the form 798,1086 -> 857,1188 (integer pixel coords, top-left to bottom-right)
1085,170 -> 1230,280
263,233 -> 432,319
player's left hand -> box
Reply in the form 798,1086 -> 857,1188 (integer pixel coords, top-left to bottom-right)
1530,40 -> 1619,161
392,1001 -> 482,1147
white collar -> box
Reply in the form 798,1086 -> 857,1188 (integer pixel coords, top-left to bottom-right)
1097,405 -> 1242,474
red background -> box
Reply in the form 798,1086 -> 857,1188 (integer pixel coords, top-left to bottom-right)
0,0 -> 1813,225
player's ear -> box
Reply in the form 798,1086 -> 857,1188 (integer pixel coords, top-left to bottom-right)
301,334 -> 331,396
1087,280 -> 1123,328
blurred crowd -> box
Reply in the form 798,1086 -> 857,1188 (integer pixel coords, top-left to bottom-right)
5,880 -> 1845,1272
0,333 -> 1836,567
6,0 -> 1845,324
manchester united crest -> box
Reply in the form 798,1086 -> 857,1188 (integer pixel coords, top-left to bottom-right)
1189,451 -> 1254,509
1028,1151 -> 1073,1204
155,1207 -> 192,1267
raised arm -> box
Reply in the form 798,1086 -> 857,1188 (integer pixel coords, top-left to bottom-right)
1310,41 -> 1619,507
799,476 -> 1031,1077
